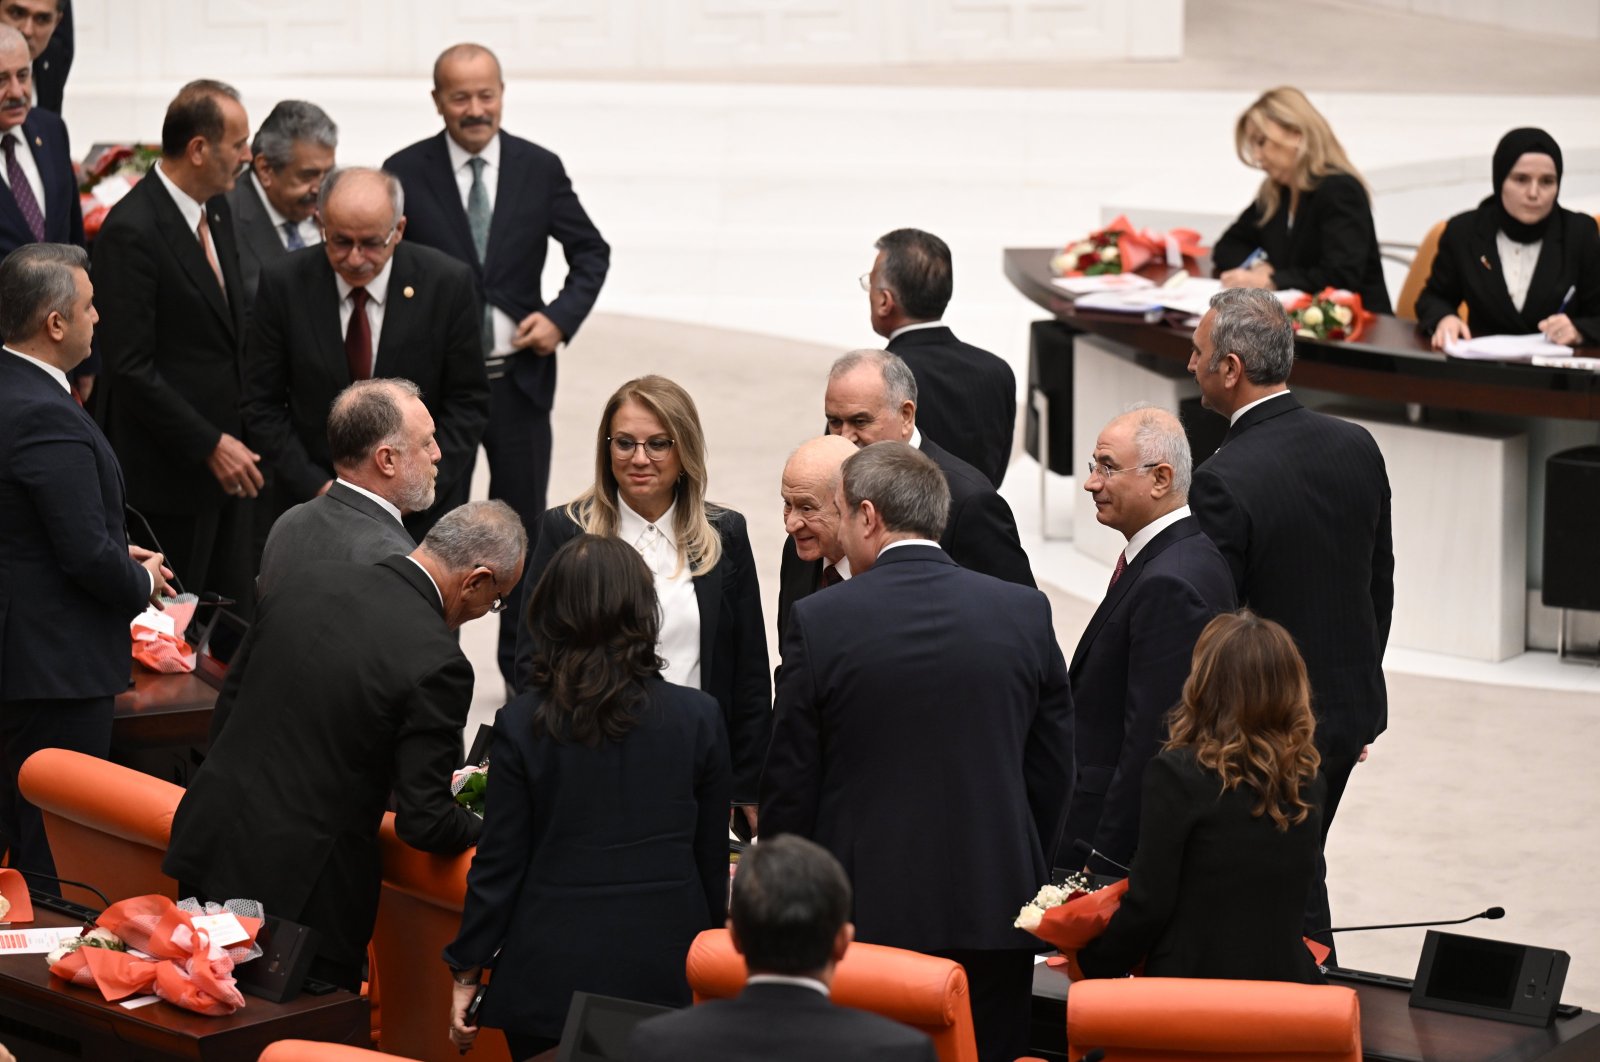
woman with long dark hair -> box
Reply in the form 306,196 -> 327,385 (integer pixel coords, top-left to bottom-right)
445,534 -> 731,1058
1077,609 -> 1326,983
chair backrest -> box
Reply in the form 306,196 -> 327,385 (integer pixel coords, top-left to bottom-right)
1393,218 -> 1470,326
685,928 -> 979,1062
259,1040 -> 405,1061
371,813 -> 510,1062
1067,977 -> 1361,1061
16,748 -> 182,904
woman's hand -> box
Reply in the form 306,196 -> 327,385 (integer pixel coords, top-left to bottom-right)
1538,312 -> 1582,346
1431,314 -> 1471,350
1219,264 -> 1275,290
449,978 -> 481,1052
1060,949 -> 1088,982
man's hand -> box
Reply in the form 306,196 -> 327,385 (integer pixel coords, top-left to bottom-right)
131,546 -> 176,608
317,479 -> 334,497
512,311 -> 565,356
207,434 -> 264,498
1357,745 -> 1370,764
1431,315 -> 1471,350
72,373 -> 95,404
1219,264 -> 1275,290
448,978 -> 480,1052
732,805 -> 759,838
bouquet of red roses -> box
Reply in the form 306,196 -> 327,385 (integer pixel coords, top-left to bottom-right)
1052,215 -> 1206,277
1284,287 -> 1374,342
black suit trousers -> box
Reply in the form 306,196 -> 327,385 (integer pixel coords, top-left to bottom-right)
0,696 -> 114,891
481,370 -> 553,685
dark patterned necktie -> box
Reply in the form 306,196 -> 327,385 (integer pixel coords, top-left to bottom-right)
345,287 -> 372,381
1107,551 -> 1127,590
281,219 -> 305,250
2,135 -> 45,242
819,564 -> 842,588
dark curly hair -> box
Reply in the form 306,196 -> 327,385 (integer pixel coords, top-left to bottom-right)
525,535 -> 664,746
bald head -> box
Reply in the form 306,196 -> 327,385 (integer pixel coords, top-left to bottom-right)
782,435 -> 859,564
318,167 -> 406,288
1085,406 -> 1191,540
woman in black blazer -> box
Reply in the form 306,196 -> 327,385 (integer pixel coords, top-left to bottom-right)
513,375 -> 769,824
1418,127 -> 1600,349
446,535 -> 732,1059
1076,610 -> 1326,984
1213,86 -> 1391,313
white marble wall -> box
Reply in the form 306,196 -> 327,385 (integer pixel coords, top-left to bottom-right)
1346,0 -> 1600,39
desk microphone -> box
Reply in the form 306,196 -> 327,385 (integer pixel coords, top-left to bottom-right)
1072,840 -> 1130,875
9,867 -> 111,920
125,504 -> 185,596
1323,907 -> 1504,935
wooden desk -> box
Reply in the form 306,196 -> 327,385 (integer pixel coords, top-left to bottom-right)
1030,961 -> 1600,1061
0,910 -> 369,1061
113,667 -> 219,751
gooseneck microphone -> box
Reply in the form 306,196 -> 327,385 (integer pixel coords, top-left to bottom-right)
1323,907 -> 1505,935
1072,839 -> 1130,875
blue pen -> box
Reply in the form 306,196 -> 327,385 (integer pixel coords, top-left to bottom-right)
1557,285 -> 1576,314
1240,247 -> 1269,270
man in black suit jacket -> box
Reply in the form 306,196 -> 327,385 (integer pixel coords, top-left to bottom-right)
0,28 -> 81,255
225,99 -> 336,317
257,379 -> 436,598
629,835 -> 936,1062
821,348 -> 1034,590
1186,287 -> 1394,955
241,167 -> 488,542
163,500 -> 525,992
865,228 -> 1016,488
0,0 -> 68,114
386,43 -> 609,685
1062,407 -> 1234,876
763,443 -> 1073,1062
0,244 -> 170,883
93,80 -> 260,613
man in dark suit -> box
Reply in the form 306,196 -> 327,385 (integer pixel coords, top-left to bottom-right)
385,42 -> 609,685
775,434 -> 857,653
763,442 -> 1073,1062
628,835 -> 937,1062
241,166 -> 489,542
0,243 -> 171,883
163,500 -> 525,992
865,228 -> 1015,489
257,378 -> 436,598
822,349 -> 1034,588
226,99 -> 336,316
0,0 -> 68,114
1187,287 -> 1394,956
93,79 -> 260,614
1061,407 -> 1234,876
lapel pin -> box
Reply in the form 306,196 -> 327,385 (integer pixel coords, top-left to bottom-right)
33,136 -> 41,147
403,285 -> 415,299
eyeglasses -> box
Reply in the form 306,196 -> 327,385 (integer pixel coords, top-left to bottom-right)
1085,460 -> 1159,480
858,272 -> 872,292
478,566 -> 509,613
608,436 -> 675,461
323,226 -> 398,256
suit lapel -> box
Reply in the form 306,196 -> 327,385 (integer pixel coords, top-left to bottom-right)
235,178 -> 288,268
1069,518 -> 1200,674
146,179 -> 233,334
380,555 -> 443,618
306,253 -> 348,381
22,115 -> 60,234
419,132 -> 479,274
694,540 -> 724,679
483,136 -> 524,276
1219,392 -> 1300,449
373,246 -> 415,376
1523,220 -> 1567,325
1469,208 -> 1525,329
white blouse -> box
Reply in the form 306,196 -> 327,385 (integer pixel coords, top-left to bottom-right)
1495,232 -> 1542,314
618,499 -> 702,690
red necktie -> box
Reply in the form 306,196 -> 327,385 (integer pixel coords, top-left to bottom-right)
2,135 -> 45,242
1107,551 -> 1127,590
345,287 -> 372,381
819,564 -> 841,588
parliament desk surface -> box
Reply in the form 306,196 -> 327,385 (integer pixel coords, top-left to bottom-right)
1029,960 -> 1600,1062
0,910 -> 369,1061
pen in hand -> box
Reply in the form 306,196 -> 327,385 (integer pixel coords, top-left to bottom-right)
1240,247 -> 1269,270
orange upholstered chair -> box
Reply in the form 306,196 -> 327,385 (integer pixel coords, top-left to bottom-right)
258,1040 -> 409,1061
16,747 -> 181,905
1394,218 -> 1469,327
685,928 -> 979,1062
1064,977 -> 1360,1061
371,813 -> 510,1062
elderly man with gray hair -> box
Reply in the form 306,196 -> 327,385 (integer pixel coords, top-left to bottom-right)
763,441 -> 1072,1062
1186,286 -> 1393,962
256,377 -> 440,598
166,499 -> 526,993
1060,405 -> 1235,877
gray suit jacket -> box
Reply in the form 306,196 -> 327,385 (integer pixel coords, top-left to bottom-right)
257,481 -> 415,598
225,173 -> 290,324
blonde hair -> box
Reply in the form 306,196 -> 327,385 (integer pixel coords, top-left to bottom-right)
1165,610 -> 1321,831
1235,86 -> 1367,223
565,375 -> 724,576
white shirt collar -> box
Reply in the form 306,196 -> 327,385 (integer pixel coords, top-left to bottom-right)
823,553 -> 852,581
1124,504 -> 1190,564
153,159 -> 207,233
1229,388 -> 1291,426
909,426 -> 923,449
618,497 -> 678,551
745,974 -> 830,997
335,257 -> 394,306
250,170 -> 302,232
446,130 -> 501,174
6,345 -> 70,392
879,537 -> 940,558
405,556 -> 444,607
888,319 -> 946,341
335,477 -> 405,526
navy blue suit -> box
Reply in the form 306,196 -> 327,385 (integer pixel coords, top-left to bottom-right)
1060,516 -> 1235,874
385,130 -> 610,683
0,351 -> 149,879
0,111 -> 83,255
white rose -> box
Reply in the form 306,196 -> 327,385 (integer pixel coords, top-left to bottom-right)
1071,241 -> 1095,257
1098,246 -> 1119,262
1033,884 -> 1068,909
1332,304 -> 1353,325
1301,305 -> 1324,327
1050,253 -> 1073,274
1014,904 -> 1044,931
1296,328 -> 1316,338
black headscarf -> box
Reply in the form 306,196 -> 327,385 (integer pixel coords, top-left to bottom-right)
1489,127 -> 1563,244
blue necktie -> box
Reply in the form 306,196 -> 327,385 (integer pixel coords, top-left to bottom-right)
281,220 -> 305,251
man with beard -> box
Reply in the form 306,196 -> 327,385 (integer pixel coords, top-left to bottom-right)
256,378 -> 438,598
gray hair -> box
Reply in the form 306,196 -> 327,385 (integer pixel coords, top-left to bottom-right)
841,441 -> 949,540
1207,288 -> 1295,384
421,500 -> 528,577
317,166 -> 405,228
0,25 -> 26,55
874,228 -> 952,321
828,349 -> 918,408
1126,404 -> 1192,499
0,243 -> 88,341
252,100 -> 338,170
327,378 -> 422,470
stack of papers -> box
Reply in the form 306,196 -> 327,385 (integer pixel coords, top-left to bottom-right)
1443,334 -> 1574,362
1050,274 -> 1155,296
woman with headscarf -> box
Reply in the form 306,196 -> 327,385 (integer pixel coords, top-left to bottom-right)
1418,127 -> 1600,349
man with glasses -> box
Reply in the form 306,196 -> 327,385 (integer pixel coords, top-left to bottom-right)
1059,406 -> 1233,877
242,166 -> 488,543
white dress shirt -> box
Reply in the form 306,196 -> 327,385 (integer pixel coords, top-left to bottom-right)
1229,388 -> 1292,427
152,161 -> 207,240
336,259 -> 394,368
334,478 -> 405,526
745,974 -> 830,996
445,132 -> 521,356
0,127 -> 47,223
888,319 -> 946,341
878,537 -> 941,559
618,498 -> 702,690
250,172 -> 321,249
1124,505 -> 1192,564
1495,232 -> 1541,313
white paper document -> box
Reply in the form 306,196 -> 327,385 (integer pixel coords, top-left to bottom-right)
1050,273 -> 1155,295
0,926 -> 82,954
1073,290 -> 1167,315
1444,334 -> 1574,361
